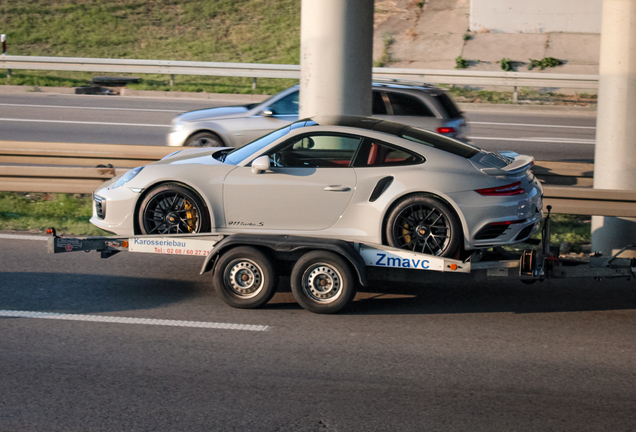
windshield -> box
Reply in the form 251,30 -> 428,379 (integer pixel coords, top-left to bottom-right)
222,126 -> 292,165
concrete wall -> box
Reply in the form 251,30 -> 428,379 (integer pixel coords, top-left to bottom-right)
470,0 -> 602,33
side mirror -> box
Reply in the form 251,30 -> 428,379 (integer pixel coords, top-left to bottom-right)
259,108 -> 274,117
251,155 -> 271,174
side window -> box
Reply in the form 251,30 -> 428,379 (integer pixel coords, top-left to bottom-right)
269,91 -> 299,115
353,139 -> 424,167
268,134 -> 362,168
387,92 -> 435,117
372,91 -> 388,115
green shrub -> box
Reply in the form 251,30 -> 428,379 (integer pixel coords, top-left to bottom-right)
528,57 -> 563,70
497,58 -> 515,72
455,56 -> 469,69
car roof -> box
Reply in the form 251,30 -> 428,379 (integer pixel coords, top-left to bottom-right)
288,79 -> 439,92
371,78 -> 438,91
299,115 -> 408,135
293,115 -> 480,159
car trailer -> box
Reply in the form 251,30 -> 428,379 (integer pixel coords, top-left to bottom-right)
46,208 -> 636,314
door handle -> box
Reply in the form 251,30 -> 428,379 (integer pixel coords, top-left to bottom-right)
324,185 -> 351,192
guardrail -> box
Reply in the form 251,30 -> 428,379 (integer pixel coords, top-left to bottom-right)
0,55 -> 599,90
1,141 -> 635,217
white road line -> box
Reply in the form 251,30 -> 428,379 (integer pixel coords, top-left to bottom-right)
0,103 -> 184,113
0,233 -> 49,241
469,136 -> 595,145
0,310 -> 271,332
470,121 -> 596,130
0,118 -> 169,127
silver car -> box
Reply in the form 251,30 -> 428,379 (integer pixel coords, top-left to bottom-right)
167,80 -> 468,148
94,116 -> 542,258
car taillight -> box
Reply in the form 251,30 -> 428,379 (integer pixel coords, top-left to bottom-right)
436,127 -> 456,134
475,181 -> 525,196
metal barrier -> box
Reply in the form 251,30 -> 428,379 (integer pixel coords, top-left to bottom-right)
1,141 -> 634,217
0,141 -> 174,168
0,55 -> 599,90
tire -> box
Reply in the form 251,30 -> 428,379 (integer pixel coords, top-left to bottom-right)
290,251 -> 357,314
213,246 -> 278,309
185,132 -> 223,147
385,194 -> 461,258
138,183 -> 210,235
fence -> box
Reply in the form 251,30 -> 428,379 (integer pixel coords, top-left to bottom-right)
0,55 -> 600,96
1,141 -> 635,217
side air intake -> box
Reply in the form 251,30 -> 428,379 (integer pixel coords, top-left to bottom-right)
369,177 -> 394,202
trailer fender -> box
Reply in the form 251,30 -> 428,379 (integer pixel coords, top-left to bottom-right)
200,234 -> 368,286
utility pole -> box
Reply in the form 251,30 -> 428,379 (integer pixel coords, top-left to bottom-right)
592,0 -> 636,257
299,0 -> 374,119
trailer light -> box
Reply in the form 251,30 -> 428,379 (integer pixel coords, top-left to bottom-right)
450,263 -> 458,271
122,241 -> 129,248
475,181 -> 525,196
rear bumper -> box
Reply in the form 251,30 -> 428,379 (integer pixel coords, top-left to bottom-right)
449,179 -> 543,250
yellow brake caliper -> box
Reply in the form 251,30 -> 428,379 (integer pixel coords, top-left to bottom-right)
183,199 -> 197,233
402,222 -> 411,246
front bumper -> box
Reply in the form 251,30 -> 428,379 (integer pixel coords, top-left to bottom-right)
90,181 -> 141,236
167,129 -> 190,147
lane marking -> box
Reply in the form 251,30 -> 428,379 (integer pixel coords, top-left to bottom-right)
0,103 -> 185,113
0,234 -> 49,241
0,310 -> 271,332
0,118 -> 169,127
470,121 -> 596,130
469,136 -> 595,145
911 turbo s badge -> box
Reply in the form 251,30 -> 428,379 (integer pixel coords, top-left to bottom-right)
228,221 -> 264,227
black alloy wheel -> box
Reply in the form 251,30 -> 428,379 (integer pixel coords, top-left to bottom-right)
385,194 -> 461,258
138,184 -> 210,235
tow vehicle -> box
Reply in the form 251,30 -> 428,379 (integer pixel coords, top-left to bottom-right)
47,207 -> 636,314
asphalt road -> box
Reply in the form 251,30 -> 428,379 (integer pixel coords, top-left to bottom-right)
1,235 -> 635,431
0,93 -> 596,162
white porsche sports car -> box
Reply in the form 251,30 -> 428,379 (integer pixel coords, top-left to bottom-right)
91,116 -> 543,258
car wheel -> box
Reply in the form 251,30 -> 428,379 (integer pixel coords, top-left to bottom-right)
138,183 -> 210,235
185,132 -> 223,147
213,246 -> 278,309
290,251 -> 357,314
385,194 -> 461,258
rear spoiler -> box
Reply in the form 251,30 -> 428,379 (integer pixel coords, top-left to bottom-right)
481,155 -> 535,176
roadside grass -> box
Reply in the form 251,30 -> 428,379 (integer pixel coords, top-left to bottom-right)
1,70 -> 298,95
0,0 -> 300,94
543,214 -> 591,252
0,192 -> 108,236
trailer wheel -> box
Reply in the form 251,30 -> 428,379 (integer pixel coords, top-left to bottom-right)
290,250 -> 357,314
213,246 -> 278,309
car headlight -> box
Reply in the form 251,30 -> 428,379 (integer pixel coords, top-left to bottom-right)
112,166 -> 144,189
172,121 -> 186,132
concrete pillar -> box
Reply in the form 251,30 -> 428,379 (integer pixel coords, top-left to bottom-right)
592,0 -> 636,257
299,0 -> 374,119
